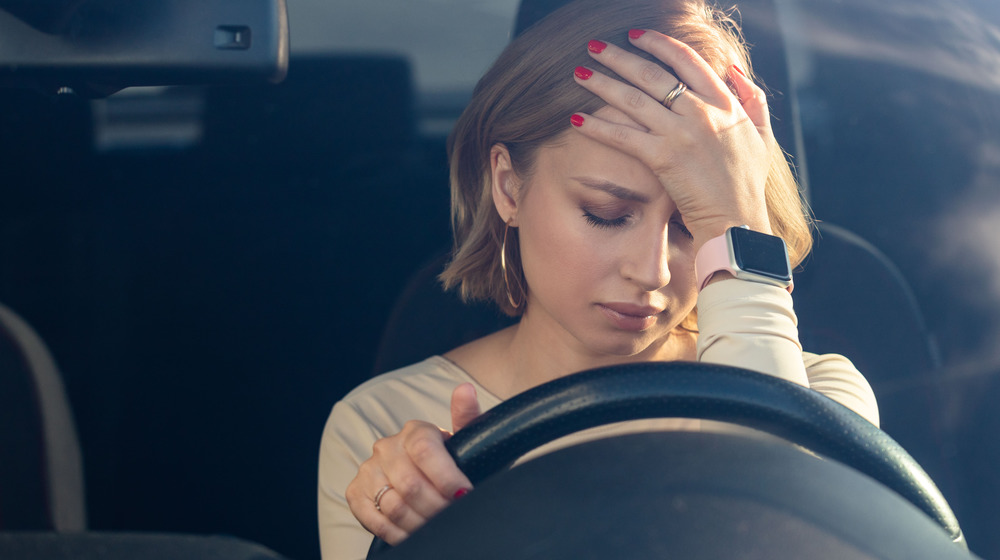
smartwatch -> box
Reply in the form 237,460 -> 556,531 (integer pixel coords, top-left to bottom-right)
694,225 -> 793,292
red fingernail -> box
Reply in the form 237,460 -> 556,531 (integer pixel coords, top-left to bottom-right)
628,29 -> 646,40
732,64 -> 747,78
453,488 -> 471,500
570,114 -> 585,127
587,39 -> 607,54
574,66 -> 593,80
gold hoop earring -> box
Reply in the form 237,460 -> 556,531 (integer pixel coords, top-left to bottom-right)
501,221 -> 525,309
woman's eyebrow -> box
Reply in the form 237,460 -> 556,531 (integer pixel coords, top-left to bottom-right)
572,177 -> 650,203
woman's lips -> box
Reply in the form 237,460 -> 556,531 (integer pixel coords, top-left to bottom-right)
597,303 -> 665,331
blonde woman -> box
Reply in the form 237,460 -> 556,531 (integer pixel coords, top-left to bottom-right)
318,0 -> 879,557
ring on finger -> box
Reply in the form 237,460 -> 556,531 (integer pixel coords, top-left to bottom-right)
662,81 -> 688,110
374,484 -> 393,512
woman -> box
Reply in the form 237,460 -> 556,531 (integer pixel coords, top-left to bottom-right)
318,0 -> 879,557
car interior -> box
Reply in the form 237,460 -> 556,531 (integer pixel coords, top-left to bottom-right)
1,0 -> 999,558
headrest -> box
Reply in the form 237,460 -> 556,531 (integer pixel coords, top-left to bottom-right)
202,54 -> 416,167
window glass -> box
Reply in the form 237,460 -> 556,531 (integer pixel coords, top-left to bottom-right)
778,0 -> 1000,552
287,0 -> 520,95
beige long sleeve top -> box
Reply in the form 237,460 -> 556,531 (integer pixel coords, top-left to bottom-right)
317,280 -> 880,560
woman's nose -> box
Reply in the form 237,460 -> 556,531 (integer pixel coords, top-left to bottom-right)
621,223 -> 671,291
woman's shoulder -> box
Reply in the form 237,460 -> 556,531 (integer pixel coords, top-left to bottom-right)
324,356 -> 472,446
339,356 -> 469,409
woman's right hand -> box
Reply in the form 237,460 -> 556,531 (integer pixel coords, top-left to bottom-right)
571,31 -> 776,248
345,383 -> 480,545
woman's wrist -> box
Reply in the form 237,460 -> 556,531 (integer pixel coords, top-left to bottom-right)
702,270 -> 736,288
690,215 -> 772,253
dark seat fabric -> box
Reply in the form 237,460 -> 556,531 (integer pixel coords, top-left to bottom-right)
0,532 -> 288,560
0,303 -> 85,531
0,88 -> 93,221
372,251 -> 516,375
795,222 -> 940,382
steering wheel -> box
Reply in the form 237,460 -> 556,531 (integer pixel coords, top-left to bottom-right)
368,361 -> 967,558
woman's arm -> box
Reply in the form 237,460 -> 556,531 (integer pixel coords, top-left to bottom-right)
802,352 -> 880,427
696,279 -> 808,385
696,278 -> 879,426
570,32 -> 878,427
318,401 -> 383,560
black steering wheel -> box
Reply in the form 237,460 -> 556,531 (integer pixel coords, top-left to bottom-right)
369,361 -> 967,558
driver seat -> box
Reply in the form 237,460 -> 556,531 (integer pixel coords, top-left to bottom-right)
0,302 -> 85,531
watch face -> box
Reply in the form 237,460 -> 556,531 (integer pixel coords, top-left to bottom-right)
730,227 -> 792,280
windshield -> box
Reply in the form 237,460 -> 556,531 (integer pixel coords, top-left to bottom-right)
3,0 -> 999,559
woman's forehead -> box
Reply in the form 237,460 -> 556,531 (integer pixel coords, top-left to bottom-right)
531,119 -> 662,196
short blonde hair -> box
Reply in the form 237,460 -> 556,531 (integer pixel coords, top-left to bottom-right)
441,0 -> 812,316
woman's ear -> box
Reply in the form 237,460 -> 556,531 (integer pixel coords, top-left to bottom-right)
490,143 -> 521,225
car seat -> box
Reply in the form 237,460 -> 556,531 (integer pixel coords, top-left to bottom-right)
0,302 -> 85,531
0,305 -> 291,556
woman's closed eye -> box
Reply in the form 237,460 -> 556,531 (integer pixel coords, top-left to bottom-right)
583,208 -> 633,229
583,207 -> 693,240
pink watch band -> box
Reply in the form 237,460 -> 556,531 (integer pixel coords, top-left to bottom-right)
694,233 -> 733,291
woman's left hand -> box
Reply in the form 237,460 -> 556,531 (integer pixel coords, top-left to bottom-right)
571,30 -> 776,248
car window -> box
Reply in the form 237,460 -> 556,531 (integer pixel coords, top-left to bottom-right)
290,0 -> 518,93
780,0 -> 1000,352
778,1 -> 1000,553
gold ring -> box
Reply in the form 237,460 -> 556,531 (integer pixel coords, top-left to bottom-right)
374,484 -> 393,512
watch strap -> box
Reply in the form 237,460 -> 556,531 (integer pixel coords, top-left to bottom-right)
694,232 -> 733,291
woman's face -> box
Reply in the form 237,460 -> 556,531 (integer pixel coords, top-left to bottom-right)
507,106 -> 699,358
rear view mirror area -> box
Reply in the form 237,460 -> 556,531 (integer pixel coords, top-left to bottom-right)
0,0 -> 288,95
